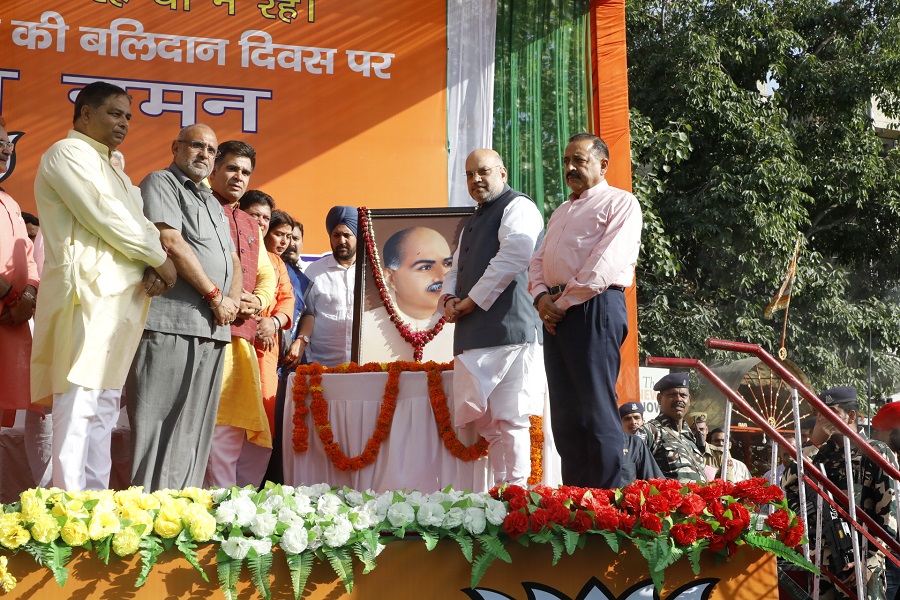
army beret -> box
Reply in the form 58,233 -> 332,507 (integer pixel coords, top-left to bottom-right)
819,386 -> 858,409
653,373 -> 690,392
619,402 -> 644,418
872,402 -> 900,431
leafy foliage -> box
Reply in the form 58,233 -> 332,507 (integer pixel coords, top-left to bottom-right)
21,541 -> 70,587
628,0 -> 900,400
285,552 -> 313,600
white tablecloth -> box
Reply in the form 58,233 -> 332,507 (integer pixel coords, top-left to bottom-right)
283,371 -> 561,493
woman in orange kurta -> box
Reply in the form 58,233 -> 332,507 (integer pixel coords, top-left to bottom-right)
256,211 -> 295,434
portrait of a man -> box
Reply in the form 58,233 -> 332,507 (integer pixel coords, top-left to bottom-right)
354,210 -> 473,364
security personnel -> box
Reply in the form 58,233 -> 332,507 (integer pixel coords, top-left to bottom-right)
636,373 -> 707,483
619,401 -> 645,434
782,386 -> 897,600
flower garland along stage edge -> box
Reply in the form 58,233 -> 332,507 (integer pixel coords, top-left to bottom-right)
358,206 -> 445,362
292,361 -> 551,476
0,479 -> 816,597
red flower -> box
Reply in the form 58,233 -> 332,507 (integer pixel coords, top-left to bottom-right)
661,489 -> 684,511
780,524 -> 804,547
594,506 -> 619,531
547,502 -> 572,526
508,493 -> 530,513
530,508 -> 550,533
579,490 -> 611,513
695,520 -> 714,539
503,511 -> 529,539
670,523 -> 698,546
569,510 -> 593,534
622,491 -> 643,512
643,494 -> 670,515
640,513 -> 663,534
531,485 -> 554,499
680,493 -> 707,517
728,502 -> 751,528
708,534 -> 727,552
766,509 -> 791,532
618,511 -> 636,534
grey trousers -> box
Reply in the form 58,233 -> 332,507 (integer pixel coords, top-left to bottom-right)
126,330 -> 226,492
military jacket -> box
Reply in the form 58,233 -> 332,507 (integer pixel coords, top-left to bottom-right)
636,415 -> 707,483
782,430 -> 898,600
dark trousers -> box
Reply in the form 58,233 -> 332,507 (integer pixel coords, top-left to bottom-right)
543,289 -> 628,489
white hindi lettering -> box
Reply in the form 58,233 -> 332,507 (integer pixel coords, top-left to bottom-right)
346,50 -> 394,79
11,11 -> 69,53
78,18 -> 228,65
61,75 -> 272,134
239,30 -> 336,75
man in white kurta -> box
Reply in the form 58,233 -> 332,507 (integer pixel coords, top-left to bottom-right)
442,149 -> 545,486
31,82 -> 175,491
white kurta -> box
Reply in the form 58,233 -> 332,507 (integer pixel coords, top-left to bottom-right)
31,130 -> 167,404
443,196 -> 546,426
303,254 -> 356,367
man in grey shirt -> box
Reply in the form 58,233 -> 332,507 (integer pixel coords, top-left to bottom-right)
126,123 -> 242,491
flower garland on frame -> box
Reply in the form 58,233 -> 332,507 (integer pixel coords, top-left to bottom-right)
358,206 -> 445,362
291,361 -> 545,481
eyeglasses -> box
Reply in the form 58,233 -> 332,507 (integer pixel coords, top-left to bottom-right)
0,140 -> 14,151
175,139 -> 217,157
465,165 -> 503,180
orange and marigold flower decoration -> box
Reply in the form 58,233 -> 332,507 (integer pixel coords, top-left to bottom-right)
291,360 -> 544,480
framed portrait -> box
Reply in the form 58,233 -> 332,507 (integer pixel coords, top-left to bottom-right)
352,207 -> 475,364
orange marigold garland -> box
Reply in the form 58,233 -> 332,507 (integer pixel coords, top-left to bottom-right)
528,415 -> 544,485
291,360 -> 544,482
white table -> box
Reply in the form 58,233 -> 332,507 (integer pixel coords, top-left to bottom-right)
283,371 -> 561,493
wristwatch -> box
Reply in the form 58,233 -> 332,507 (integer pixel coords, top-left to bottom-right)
298,334 -> 310,344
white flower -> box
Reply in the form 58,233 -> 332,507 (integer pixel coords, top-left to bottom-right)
221,537 -> 251,560
404,491 -> 425,508
442,507 -> 465,529
343,490 -> 364,507
261,494 -> 284,512
307,525 -> 323,551
350,506 -> 378,531
247,538 -> 273,556
484,498 -> 508,526
279,526 -> 309,554
297,484 -> 331,501
416,502 -> 446,528
277,507 -> 305,528
250,512 -> 277,538
291,494 -> 315,516
386,502 -> 415,527
323,518 -> 353,547
317,494 -> 343,517
233,497 -> 258,527
215,500 -> 237,524
211,488 -> 230,503
463,507 -> 486,535
467,493 -> 487,508
281,485 -> 294,495
373,493 -> 394,520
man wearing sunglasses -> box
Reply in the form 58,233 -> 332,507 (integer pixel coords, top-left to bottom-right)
126,123 -> 242,492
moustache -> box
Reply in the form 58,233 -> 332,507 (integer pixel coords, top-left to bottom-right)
566,172 -> 581,179
426,282 -> 443,293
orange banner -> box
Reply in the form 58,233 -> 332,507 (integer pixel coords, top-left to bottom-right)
0,0 -> 448,252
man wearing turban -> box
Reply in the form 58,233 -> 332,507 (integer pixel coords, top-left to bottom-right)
294,206 -> 358,366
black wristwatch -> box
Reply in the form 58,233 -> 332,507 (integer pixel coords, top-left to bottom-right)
532,291 -> 548,307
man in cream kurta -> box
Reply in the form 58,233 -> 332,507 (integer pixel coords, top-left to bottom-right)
31,82 -> 176,491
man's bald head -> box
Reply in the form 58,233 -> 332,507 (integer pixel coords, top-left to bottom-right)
465,148 -> 507,204
172,123 -> 218,183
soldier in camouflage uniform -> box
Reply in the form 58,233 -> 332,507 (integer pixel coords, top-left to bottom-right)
636,373 -> 707,483
782,386 -> 898,600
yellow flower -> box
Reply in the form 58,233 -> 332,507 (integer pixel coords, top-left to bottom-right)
60,520 -> 89,547
20,489 -> 46,522
111,527 -> 142,556
180,503 -> 207,527
182,488 -> 213,510
0,555 -> 16,593
114,487 -> 144,508
30,513 -> 61,544
118,505 -> 153,533
88,511 -> 121,541
0,514 -> 29,550
189,512 -> 216,542
139,494 -> 161,511
153,506 -> 184,539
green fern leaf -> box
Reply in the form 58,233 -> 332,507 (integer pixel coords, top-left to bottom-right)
351,542 -> 377,574
247,551 -> 274,600
476,534 -> 511,563
597,530 -> 619,553
470,551 -> 497,588
325,546 -> 354,593
562,529 -> 580,555
175,536 -> 209,582
286,552 -> 314,600
22,541 -> 71,587
96,536 -> 112,565
744,533 -> 819,573
135,536 -> 164,588
216,549 -> 243,600
420,529 -> 439,551
687,540 -> 708,575
548,536 -> 564,566
449,532 -> 474,562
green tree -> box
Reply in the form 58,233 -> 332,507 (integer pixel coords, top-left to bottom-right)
627,0 -> 900,403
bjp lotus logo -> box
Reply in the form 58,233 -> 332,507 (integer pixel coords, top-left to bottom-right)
462,577 -> 718,600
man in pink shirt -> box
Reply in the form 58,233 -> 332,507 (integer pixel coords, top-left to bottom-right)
529,133 -> 642,489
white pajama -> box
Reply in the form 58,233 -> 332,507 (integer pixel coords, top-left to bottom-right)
205,425 -> 272,489
51,385 -> 120,491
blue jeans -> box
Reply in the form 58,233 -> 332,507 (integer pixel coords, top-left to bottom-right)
887,559 -> 900,600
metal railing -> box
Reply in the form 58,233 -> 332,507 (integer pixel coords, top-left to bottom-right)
647,338 -> 900,599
